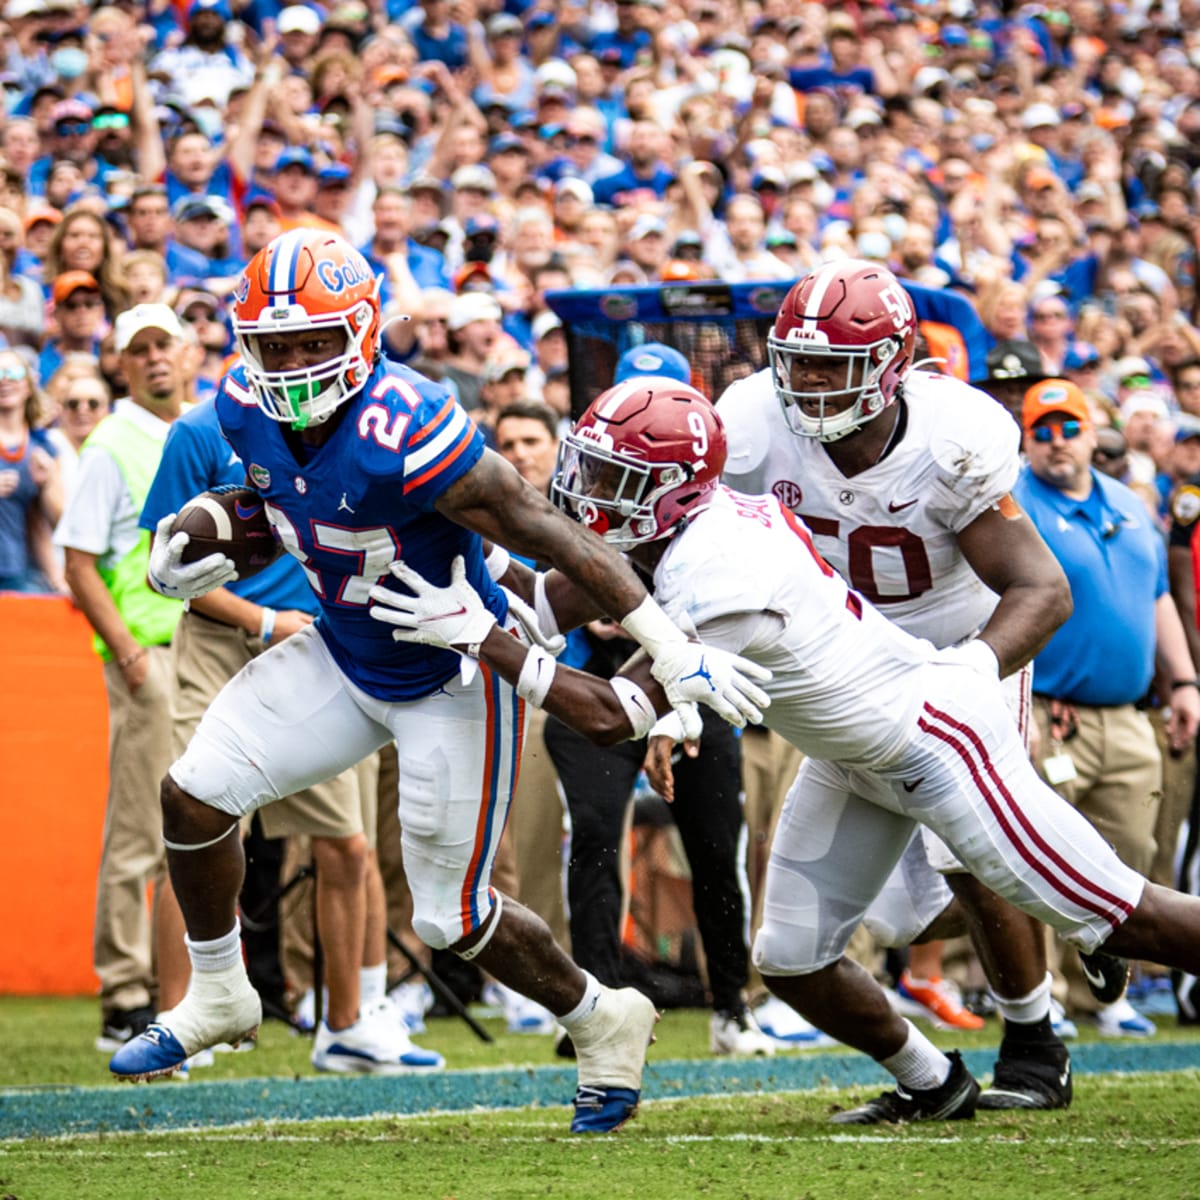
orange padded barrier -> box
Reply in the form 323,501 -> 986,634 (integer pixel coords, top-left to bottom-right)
0,594 -> 108,995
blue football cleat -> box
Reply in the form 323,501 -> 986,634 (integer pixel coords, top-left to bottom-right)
110,1022 -> 191,1081
570,1085 -> 640,1133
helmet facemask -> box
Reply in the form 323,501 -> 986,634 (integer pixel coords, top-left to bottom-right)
235,296 -> 377,431
552,429 -> 696,548
769,333 -> 901,443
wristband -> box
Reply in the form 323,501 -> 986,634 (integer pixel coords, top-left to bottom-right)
533,572 -> 562,641
619,595 -> 686,655
609,676 -> 659,740
117,646 -> 147,670
1171,679 -> 1199,691
259,606 -> 277,645
484,543 -> 511,581
516,645 -> 557,706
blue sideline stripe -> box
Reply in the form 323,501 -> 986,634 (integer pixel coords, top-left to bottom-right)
4,1043 -> 1200,1141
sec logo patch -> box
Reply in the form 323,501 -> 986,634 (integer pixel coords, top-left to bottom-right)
772,480 -> 803,509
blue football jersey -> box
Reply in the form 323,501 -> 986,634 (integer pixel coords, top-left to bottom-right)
215,357 -> 508,701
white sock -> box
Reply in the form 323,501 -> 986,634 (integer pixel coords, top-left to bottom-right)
185,920 -> 243,975
559,972 -> 603,1030
992,971 -> 1052,1026
881,1019 -> 952,1091
361,962 -> 387,1004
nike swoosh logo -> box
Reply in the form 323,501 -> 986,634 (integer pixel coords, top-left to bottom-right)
902,778 -> 923,792
888,498 -> 919,513
1059,1066 -> 1071,1087
234,501 -> 263,520
1081,961 -> 1108,990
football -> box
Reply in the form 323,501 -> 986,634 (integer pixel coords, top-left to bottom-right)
172,486 -> 283,580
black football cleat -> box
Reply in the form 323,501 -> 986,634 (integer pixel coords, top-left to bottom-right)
830,1050 -> 979,1124
978,1037 -> 1072,1110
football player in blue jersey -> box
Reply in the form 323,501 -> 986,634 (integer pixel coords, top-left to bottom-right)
110,229 -> 771,1134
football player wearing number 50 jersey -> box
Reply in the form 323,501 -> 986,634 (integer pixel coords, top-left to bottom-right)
112,229 -> 773,1136
717,260 -> 1084,1115
370,373 -> 1200,1128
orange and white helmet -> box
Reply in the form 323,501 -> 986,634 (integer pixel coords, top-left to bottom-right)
232,229 -> 381,429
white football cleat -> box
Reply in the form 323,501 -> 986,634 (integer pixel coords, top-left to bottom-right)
110,972 -> 261,1081
569,985 -> 658,1133
755,995 -> 836,1048
710,1007 -> 776,1056
311,997 -> 445,1073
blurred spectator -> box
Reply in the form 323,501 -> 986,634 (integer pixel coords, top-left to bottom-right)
442,290 -> 503,412
40,270 -> 105,386
42,358 -> 111,497
45,207 -> 130,319
0,346 -> 62,593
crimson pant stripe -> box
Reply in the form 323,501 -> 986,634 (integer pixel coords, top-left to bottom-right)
919,702 -> 1132,926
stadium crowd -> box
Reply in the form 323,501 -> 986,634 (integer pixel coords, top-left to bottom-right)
7,0 -> 1200,1093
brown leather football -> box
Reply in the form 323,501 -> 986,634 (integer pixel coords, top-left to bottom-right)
172,487 -> 283,579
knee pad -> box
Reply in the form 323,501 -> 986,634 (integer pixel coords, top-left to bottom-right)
752,924 -> 832,977
412,892 -> 501,953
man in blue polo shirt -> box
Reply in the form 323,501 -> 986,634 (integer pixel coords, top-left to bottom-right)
1014,378 -> 1200,1038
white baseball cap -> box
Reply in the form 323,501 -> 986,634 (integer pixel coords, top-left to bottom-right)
448,292 -> 503,331
114,303 -> 185,352
531,310 -> 563,342
278,5 -> 322,34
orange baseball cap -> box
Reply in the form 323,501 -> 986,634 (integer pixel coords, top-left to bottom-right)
52,269 -> 100,306
1023,378 -> 1091,431
23,205 -> 62,233
1024,165 -> 1058,191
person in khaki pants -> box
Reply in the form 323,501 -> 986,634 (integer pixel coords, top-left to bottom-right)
1016,378 -> 1200,1036
54,304 -> 190,1050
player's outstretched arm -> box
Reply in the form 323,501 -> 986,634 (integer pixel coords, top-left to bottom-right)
369,554 -> 668,743
439,451 -> 638,623
436,450 -> 773,727
956,497 -> 1072,676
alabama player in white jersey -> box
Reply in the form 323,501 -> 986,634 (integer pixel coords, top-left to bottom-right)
369,374 -> 1200,1125
718,260 -> 1091,1111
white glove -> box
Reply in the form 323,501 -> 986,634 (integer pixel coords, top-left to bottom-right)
649,641 -> 772,729
939,638 -> 1000,679
504,587 -> 567,656
368,554 -> 498,655
148,513 -> 238,600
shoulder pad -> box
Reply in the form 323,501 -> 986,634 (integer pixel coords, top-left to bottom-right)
924,379 -> 1020,497
716,369 -> 776,481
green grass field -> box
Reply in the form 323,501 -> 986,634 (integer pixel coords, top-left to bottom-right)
4,998 -> 1200,1200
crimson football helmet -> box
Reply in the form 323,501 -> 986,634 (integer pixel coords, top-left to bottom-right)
233,229 -> 381,430
553,376 -> 726,547
767,258 -> 916,442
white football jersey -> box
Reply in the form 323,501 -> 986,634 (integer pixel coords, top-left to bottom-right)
654,487 -> 937,769
718,368 -> 1019,648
